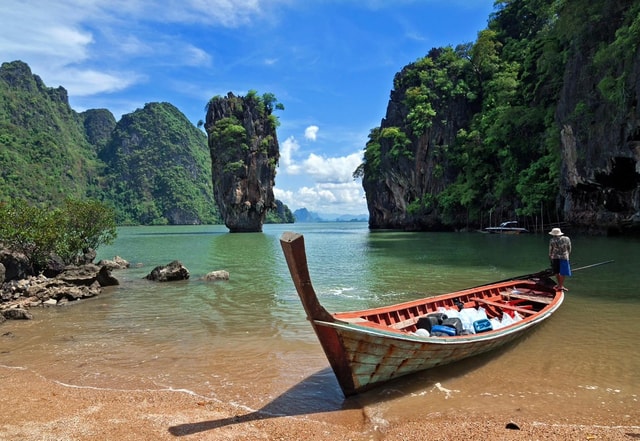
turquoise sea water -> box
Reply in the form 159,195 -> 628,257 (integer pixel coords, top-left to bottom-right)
2,223 -> 639,427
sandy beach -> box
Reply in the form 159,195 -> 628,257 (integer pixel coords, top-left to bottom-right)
1,365 -> 637,441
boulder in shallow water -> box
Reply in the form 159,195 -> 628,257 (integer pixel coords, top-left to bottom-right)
97,256 -> 130,271
96,266 -> 119,286
57,264 -> 119,287
145,260 -> 190,282
203,270 -> 229,281
57,264 -> 102,286
0,249 -> 31,281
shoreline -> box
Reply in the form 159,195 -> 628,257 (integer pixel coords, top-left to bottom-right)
2,365 -> 637,441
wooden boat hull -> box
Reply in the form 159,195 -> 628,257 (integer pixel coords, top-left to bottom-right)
280,231 -> 564,397
310,311 -> 553,395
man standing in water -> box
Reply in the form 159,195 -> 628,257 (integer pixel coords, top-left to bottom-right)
549,227 -> 572,291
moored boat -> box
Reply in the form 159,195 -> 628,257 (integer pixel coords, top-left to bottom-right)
483,220 -> 529,234
279,231 -> 564,397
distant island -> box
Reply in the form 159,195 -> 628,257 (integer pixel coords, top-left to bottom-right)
293,208 -> 368,223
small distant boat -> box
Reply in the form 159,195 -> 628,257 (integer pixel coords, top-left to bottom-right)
483,221 -> 529,234
280,231 -> 563,397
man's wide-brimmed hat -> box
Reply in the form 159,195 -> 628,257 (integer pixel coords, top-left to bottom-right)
549,227 -> 564,236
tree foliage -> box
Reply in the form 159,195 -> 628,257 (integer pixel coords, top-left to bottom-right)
55,198 -> 117,261
0,198 -> 117,273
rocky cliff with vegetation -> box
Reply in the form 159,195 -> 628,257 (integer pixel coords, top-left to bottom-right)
0,61 -> 219,224
205,92 -> 282,232
0,61 -> 293,226
359,0 -> 640,235
99,102 -> 219,225
0,61 -> 102,204
553,1 -> 640,233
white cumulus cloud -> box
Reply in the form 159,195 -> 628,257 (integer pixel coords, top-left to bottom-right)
304,125 -> 319,141
280,136 -> 301,174
302,152 -> 362,183
59,68 -> 142,96
274,181 -> 366,215
275,133 -> 366,214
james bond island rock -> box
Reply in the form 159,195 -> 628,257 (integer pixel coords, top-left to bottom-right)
205,91 -> 281,232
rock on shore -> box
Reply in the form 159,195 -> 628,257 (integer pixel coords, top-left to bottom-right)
0,255 -> 127,321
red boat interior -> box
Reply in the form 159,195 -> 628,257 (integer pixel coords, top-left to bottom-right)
333,280 -> 557,334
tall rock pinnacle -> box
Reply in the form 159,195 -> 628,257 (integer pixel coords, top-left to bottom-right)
205,91 -> 280,232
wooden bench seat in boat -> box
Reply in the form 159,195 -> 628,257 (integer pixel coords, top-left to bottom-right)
499,291 -> 553,304
472,298 -> 536,315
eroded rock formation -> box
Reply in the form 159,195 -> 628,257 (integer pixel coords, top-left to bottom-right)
555,11 -> 640,234
364,49 -> 476,231
205,92 -> 279,232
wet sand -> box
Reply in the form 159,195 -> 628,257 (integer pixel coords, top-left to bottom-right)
2,365 -> 637,441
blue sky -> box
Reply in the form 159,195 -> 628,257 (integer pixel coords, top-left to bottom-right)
1,0 -> 495,216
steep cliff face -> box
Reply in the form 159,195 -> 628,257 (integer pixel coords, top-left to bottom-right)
205,92 -> 279,232
555,3 -> 640,234
364,48 -> 477,230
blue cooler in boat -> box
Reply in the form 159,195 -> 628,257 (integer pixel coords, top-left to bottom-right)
430,324 -> 457,336
473,319 -> 493,333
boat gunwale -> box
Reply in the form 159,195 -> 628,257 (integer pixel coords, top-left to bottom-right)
332,279 -> 554,318
316,293 -> 563,344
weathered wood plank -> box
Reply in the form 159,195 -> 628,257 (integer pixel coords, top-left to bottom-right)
472,298 -> 536,315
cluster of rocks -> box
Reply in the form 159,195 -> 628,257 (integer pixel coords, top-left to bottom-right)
143,260 -> 230,283
0,251 -> 130,324
1,249 -> 230,324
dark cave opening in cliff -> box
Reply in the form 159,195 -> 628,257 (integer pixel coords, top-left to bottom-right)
594,157 -> 639,192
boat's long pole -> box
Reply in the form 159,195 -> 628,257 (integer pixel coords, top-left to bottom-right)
477,260 -> 614,287
571,260 -> 615,272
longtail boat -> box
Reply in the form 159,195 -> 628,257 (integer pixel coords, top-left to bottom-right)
279,231 -> 564,397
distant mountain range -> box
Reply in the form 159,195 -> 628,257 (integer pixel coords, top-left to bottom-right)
293,208 -> 368,223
